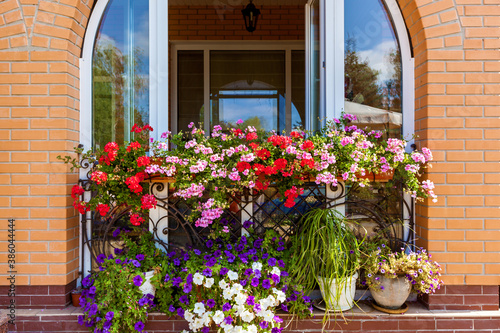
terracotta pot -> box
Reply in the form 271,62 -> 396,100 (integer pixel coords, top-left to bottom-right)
369,275 -> 411,309
71,292 -> 81,307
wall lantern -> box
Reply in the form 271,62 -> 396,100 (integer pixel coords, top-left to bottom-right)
242,0 -> 260,32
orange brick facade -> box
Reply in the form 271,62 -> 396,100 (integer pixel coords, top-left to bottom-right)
0,0 -> 499,309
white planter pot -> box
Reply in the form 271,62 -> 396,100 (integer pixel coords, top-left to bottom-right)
369,275 -> 411,309
139,270 -> 156,297
317,272 -> 358,311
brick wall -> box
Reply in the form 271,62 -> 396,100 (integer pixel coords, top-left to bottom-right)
397,0 -> 500,288
0,0 -> 95,295
169,5 -> 305,41
0,0 -> 499,311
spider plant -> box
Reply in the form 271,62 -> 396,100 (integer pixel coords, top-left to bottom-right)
290,208 -> 364,313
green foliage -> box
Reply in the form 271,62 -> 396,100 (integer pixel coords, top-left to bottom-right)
289,208 -> 364,313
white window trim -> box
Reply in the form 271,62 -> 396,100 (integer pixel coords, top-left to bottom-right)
170,40 -> 305,135
79,0 -> 169,278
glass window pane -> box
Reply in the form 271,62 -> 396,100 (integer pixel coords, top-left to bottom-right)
291,50 -> 305,130
92,0 -> 149,148
210,51 -> 285,132
344,0 -> 402,138
309,0 -> 320,132
177,51 -> 204,134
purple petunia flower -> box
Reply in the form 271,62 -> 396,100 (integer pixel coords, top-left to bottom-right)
103,320 -> 112,330
82,276 -> 92,287
77,315 -> 84,326
114,248 -> 123,255
220,267 -> 229,276
134,321 -> 145,332
240,279 -> 247,287
194,249 -> 201,255
253,239 -> 263,249
136,254 -> 145,261
272,327 -> 282,333
244,268 -> 253,276
202,268 -> 212,277
105,311 -> 114,321
274,316 -> 283,323
227,253 -> 236,263
172,277 -> 183,287
251,255 -> 259,262
112,228 -> 121,237
254,270 -> 261,278
89,303 -> 98,316
268,258 -> 277,266
206,299 -> 215,308
214,250 -> 222,257
173,258 -> 181,266
179,295 -> 189,305
168,304 -> 176,313
131,260 -> 141,268
96,254 -> 106,264
115,258 -> 122,265
222,303 -> 231,312
271,274 -> 280,284
186,274 -> 193,284
224,316 -> 233,325
138,297 -> 148,307
251,277 -> 260,287
242,220 -> 253,229
246,296 -> 255,306
262,279 -> 271,289
164,274 -> 170,282
183,283 -> 192,293
89,286 -> 96,295
206,240 -> 213,248
133,275 -> 143,287
278,260 -> 285,268
254,304 -> 261,313
240,236 -> 247,244
259,321 -> 268,329
177,307 -> 185,317
262,253 -> 269,260
201,327 -> 210,333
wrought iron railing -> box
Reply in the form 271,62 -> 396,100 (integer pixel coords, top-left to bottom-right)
80,177 -> 414,274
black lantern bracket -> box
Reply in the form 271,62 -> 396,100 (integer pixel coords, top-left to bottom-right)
242,0 -> 261,33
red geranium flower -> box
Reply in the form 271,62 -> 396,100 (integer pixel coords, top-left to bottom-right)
71,185 -> 85,199
237,161 -> 251,172
301,140 -> 315,151
300,159 -> 315,169
141,194 -> 157,210
137,156 -> 150,168
130,213 -> 145,226
131,124 -> 142,133
96,203 -> 110,217
255,148 -> 270,160
126,141 -> 142,152
246,132 -> 258,141
274,158 -> 287,170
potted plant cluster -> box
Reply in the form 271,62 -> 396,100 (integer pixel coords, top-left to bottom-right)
363,243 -> 443,312
289,208 -> 363,313
78,228 -> 163,332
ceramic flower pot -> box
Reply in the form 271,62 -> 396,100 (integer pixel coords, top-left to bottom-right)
317,272 -> 358,311
139,270 -> 156,297
369,274 -> 411,309
71,291 -> 82,307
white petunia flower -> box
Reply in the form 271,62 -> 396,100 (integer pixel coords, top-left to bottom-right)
193,273 -> 204,285
204,277 -> 214,288
275,290 -> 286,302
231,283 -> 243,293
252,262 -> 263,271
227,270 -> 238,280
222,324 -> 233,333
240,310 -> 255,323
223,288 -> 233,300
184,310 -> 194,322
213,310 -> 224,325
193,302 -> 206,315
247,325 -> 258,333
271,267 -> 280,276
234,292 -> 247,305
219,279 -> 229,289
232,325 -> 243,333
262,310 -> 274,322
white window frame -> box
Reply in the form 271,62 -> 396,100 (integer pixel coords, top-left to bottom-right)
170,41 -> 305,135
79,0 -> 169,278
